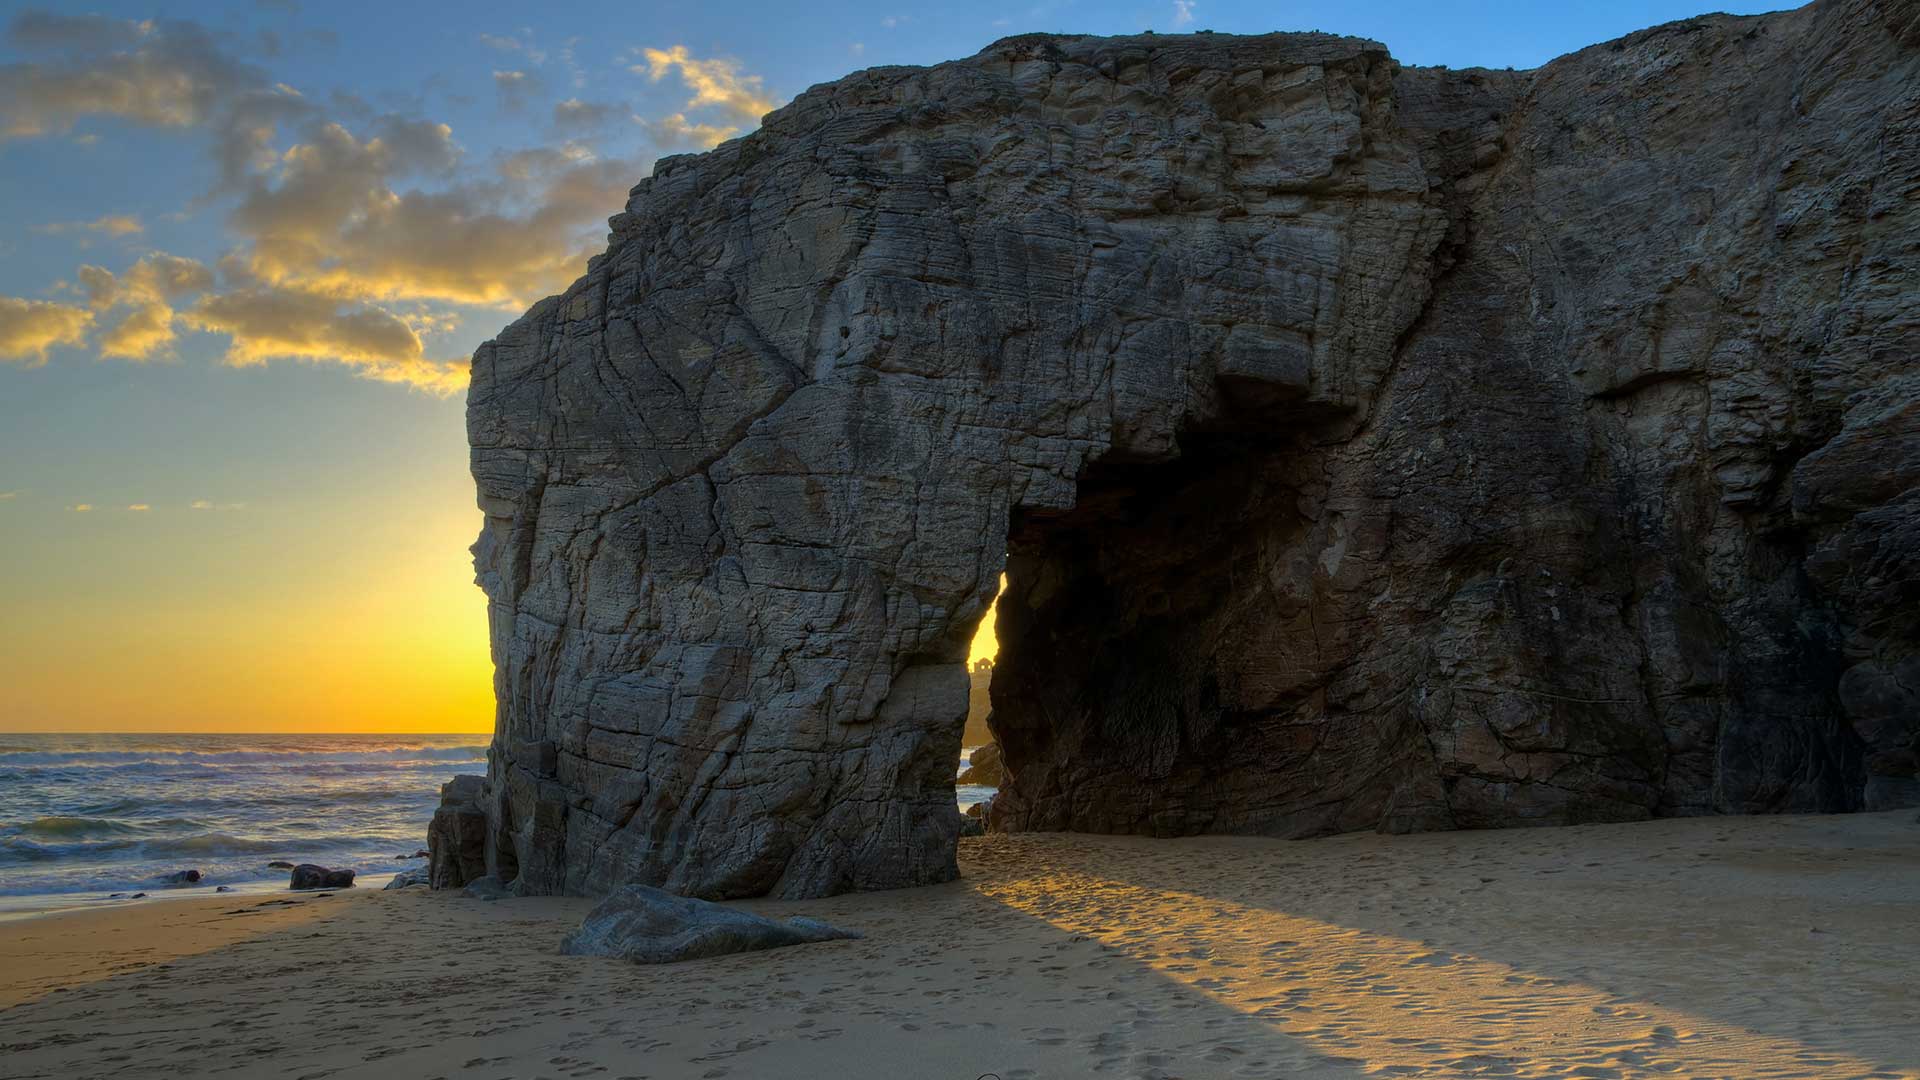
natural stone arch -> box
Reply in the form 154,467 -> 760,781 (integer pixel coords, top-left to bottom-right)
466,7 -> 1920,900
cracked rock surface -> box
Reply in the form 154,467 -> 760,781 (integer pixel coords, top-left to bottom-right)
468,0 -> 1920,899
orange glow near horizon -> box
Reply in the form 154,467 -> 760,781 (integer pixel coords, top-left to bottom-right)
968,573 -> 1006,667
0,490 -> 495,735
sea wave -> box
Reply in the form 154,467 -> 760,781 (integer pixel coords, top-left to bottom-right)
0,830 -> 384,866
5,815 -> 208,841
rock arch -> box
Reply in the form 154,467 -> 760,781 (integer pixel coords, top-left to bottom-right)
465,3 -> 1920,899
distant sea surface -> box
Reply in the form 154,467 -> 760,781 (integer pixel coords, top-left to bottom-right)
0,733 -> 998,917
0,733 -> 485,915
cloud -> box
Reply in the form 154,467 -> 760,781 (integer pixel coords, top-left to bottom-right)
225,121 -> 636,308
0,490 -> 19,501
638,112 -> 738,150
479,30 -> 545,66
99,301 -> 178,360
189,499 -> 246,510
0,14 -> 265,140
552,97 -> 624,137
558,36 -> 585,90
65,252 -> 214,360
183,282 -> 469,393
69,503 -> 93,512
637,46 -> 777,125
493,69 -> 535,112
5,12 -> 655,391
1172,0 -> 1196,27
76,252 -> 214,308
0,296 -> 93,366
36,213 -> 143,237
127,503 -> 150,511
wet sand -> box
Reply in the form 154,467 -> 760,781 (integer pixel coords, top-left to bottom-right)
2,810 -> 1916,1079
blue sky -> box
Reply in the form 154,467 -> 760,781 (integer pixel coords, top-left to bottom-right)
0,0 -> 1796,729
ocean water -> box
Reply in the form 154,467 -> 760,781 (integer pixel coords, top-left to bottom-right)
0,733 -> 998,916
0,733 -> 486,914
957,745 -> 997,811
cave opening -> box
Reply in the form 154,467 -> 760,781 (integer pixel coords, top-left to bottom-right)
979,425 -> 1335,839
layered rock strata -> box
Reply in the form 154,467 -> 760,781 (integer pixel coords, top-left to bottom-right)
468,0 -> 1920,899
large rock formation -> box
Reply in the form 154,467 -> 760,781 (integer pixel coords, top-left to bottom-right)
467,0 -> 1919,900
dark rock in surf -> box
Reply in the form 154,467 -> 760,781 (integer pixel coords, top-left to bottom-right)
267,860 -> 295,870
429,775 -> 489,890
560,885 -> 862,964
289,864 -> 355,890
958,743 -> 1004,787
159,869 -> 202,886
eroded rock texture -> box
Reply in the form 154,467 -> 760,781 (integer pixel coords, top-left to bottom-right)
469,0 -> 1919,899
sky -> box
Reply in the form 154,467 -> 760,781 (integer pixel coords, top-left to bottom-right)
0,0 -> 1797,732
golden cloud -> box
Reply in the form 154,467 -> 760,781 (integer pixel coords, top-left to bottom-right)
639,112 -> 738,150
638,46 -> 778,125
182,283 -> 468,394
0,296 -> 93,366
77,252 -> 213,308
65,252 -> 214,361
36,213 -> 144,237
3,16 -> 780,393
230,121 -> 632,308
98,301 -> 177,360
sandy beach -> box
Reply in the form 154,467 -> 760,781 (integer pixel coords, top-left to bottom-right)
2,810 -> 1916,1080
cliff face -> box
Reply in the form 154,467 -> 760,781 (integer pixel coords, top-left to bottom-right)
466,0 -> 1919,899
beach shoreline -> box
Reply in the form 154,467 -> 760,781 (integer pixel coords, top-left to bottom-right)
3,810 -> 1916,1078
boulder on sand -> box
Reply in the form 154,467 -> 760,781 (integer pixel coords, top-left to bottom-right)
460,875 -> 514,901
560,885 -> 862,964
385,867 -> 431,890
289,864 -> 355,890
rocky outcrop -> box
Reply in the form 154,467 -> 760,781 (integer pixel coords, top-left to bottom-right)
468,0 -> 1920,899
428,775 -> 489,890
958,743 -> 1004,787
560,885 -> 861,964
289,865 -> 354,890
